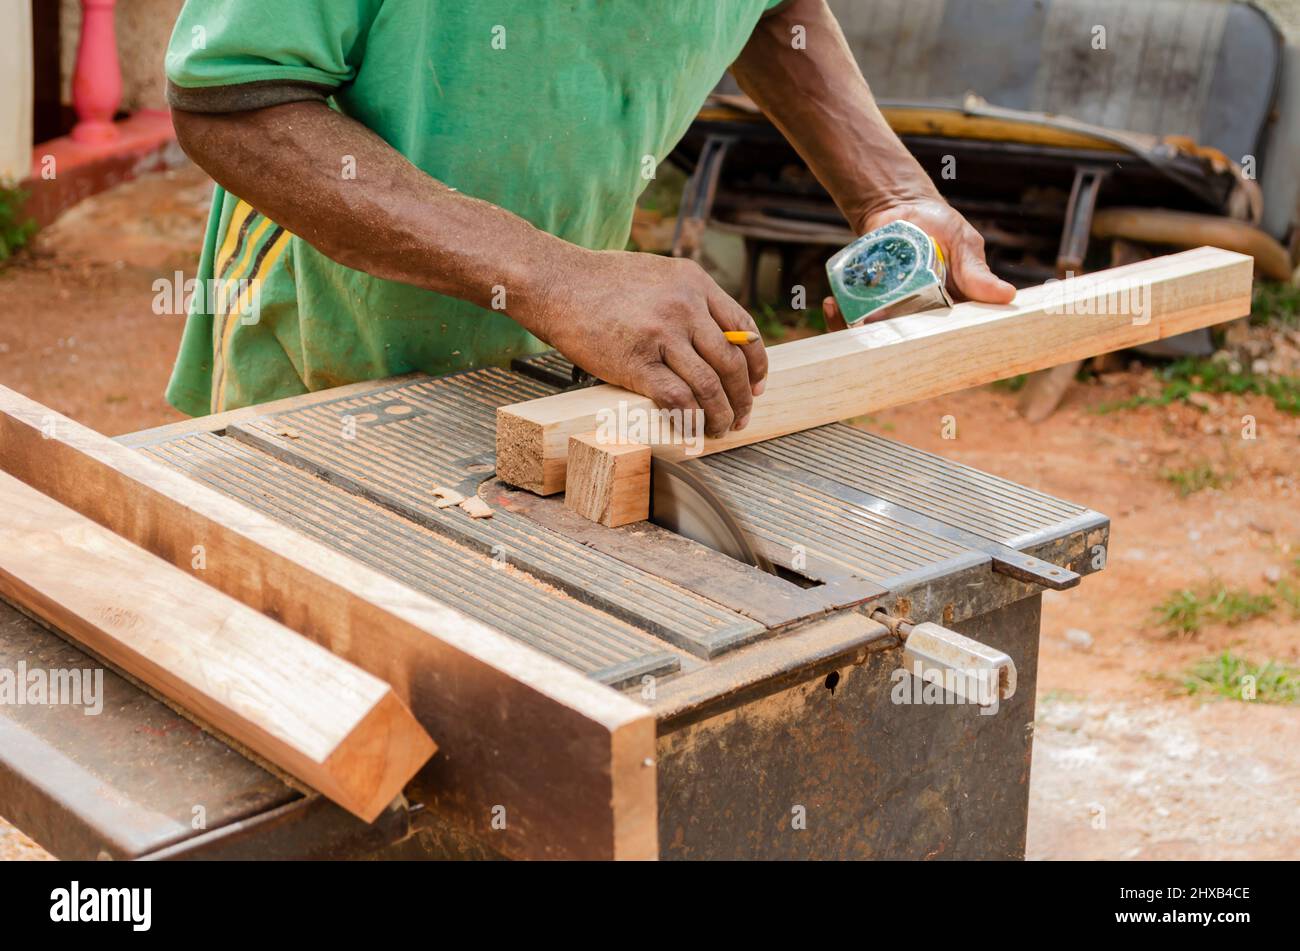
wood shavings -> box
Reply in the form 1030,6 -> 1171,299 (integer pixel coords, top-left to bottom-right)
458,496 -> 493,519
431,486 -> 466,508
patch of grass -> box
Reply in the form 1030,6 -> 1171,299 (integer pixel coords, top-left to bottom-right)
0,183 -> 36,264
845,413 -> 894,432
1212,587 -> 1277,625
1154,583 -> 1275,636
1158,357 -> 1300,415
1250,280 -> 1300,328
1156,589 -> 1208,636
635,162 -> 687,218
1276,579 -> 1300,620
1091,357 -> 1300,416
749,303 -> 828,341
990,373 -> 1028,393
803,306 -> 827,334
1265,377 -> 1300,415
1161,461 -> 1228,497
753,303 -> 787,341
1091,393 -> 1147,414
1183,652 -> 1300,704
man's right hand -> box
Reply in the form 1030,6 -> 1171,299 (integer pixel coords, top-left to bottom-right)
170,102 -> 765,433
526,250 -> 768,438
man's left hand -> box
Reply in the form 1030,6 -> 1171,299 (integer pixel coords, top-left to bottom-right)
824,198 -> 1017,327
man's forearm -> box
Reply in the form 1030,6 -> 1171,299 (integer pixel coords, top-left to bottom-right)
172,98 -> 769,434
732,0 -> 1014,304
732,0 -> 938,230
172,101 -> 573,332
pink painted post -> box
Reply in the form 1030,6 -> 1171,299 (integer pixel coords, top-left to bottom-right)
71,0 -> 122,144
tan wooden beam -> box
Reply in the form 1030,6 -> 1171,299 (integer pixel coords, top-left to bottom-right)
0,387 -> 657,860
564,432 -> 651,527
496,247 -> 1253,495
0,471 -> 436,822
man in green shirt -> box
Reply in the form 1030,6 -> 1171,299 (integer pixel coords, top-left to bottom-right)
165,0 -> 1013,435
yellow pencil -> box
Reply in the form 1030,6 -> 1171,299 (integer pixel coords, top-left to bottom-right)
723,330 -> 761,345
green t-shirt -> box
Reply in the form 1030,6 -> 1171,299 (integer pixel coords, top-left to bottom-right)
163,0 -> 782,415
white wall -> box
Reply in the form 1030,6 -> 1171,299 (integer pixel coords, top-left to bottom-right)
0,0 -> 33,182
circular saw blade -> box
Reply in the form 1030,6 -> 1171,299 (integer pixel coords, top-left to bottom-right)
650,458 -> 774,573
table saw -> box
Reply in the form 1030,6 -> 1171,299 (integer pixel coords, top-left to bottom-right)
0,353 -> 1107,860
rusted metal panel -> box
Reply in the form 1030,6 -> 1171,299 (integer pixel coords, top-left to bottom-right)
143,796 -> 411,861
655,597 -> 1042,860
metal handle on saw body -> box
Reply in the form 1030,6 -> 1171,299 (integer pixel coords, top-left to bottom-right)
873,610 -> 1017,705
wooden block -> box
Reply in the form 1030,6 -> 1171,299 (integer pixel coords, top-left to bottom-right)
564,432 -> 650,527
0,386 -> 657,860
495,247 -> 1253,494
0,471 -> 435,822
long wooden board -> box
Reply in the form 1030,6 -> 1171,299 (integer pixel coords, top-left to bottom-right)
0,471 -> 435,822
496,247 -> 1253,494
0,387 -> 657,859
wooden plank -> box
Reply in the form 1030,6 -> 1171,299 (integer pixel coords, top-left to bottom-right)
564,432 -> 650,527
0,471 -> 435,823
496,247 -> 1253,494
0,386 -> 657,860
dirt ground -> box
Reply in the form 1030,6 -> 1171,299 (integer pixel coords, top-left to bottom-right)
0,166 -> 1296,860
0,165 -> 207,436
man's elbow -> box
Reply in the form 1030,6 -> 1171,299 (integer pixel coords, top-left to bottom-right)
170,108 -> 216,167
170,106 -> 264,188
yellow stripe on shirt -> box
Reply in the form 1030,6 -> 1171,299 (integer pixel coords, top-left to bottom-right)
210,215 -> 275,412
214,229 -> 294,413
215,200 -> 255,277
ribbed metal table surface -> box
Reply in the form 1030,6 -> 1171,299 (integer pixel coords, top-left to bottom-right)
138,361 -> 1106,684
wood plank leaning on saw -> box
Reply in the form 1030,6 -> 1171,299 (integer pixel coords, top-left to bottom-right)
0,387 -> 657,860
0,471 -> 435,822
496,246 -> 1254,495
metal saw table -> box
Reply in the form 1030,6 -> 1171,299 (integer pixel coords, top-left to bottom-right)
0,355 -> 1107,859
